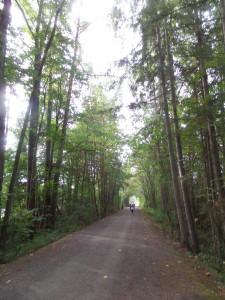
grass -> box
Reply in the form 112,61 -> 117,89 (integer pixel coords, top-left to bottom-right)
193,251 -> 225,285
143,207 -> 179,240
143,206 -> 225,294
0,212 -> 97,264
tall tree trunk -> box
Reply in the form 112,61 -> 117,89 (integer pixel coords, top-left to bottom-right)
50,21 -> 81,227
200,129 -> 223,257
90,150 -> 99,217
196,10 -> 225,251
0,0 -> 67,241
156,25 -> 188,247
27,79 -> 41,210
0,104 -> 31,246
220,0 -> 225,50
43,73 -> 54,228
73,160 -> 80,203
99,153 -> 107,217
166,29 -> 199,252
17,0 -> 67,211
0,0 -> 12,217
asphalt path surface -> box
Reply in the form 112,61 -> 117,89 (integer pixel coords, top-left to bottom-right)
0,208 -> 223,300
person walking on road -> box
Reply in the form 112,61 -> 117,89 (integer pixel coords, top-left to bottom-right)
130,203 -> 135,213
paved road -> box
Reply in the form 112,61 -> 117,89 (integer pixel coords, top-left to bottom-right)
0,208 -> 222,299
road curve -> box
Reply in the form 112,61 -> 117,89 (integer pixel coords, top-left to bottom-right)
0,208 -> 222,300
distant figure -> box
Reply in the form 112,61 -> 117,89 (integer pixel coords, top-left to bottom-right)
121,204 -> 124,209
130,203 -> 135,213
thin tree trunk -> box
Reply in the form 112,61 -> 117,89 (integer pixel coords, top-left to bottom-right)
196,11 -> 225,246
220,0 -> 225,50
90,150 -> 99,217
43,73 -> 54,228
80,156 -> 86,205
166,29 -> 199,252
0,0 -> 12,217
200,129 -> 223,257
50,21 -> 81,227
0,104 -> 31,246
27,80 -> 41,210
73,160 -> 80,203
21,0 -> 67,211
156,25 -> 188,247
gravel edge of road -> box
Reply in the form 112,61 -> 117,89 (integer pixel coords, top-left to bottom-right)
0,216 -> 109,277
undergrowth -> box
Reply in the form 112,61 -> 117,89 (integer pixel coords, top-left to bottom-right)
0,212 -> 99,264
144,207 -> 179,240
144,207 -> 225,289
193,249 -> 225,286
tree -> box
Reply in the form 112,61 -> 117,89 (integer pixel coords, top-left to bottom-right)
0,0 -> 69,245
166,27 -> 199,252
0,0 -> 12,216
123,0 -> 225,255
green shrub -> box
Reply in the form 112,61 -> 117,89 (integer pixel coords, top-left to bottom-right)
0,205 -> 98,263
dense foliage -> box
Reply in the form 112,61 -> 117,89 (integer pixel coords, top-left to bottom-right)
0,0 -> 126,262
121,0 -> 225,264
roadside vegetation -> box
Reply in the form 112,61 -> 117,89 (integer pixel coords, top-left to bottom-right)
113,0 -> 225,284
0,0 -> 126,263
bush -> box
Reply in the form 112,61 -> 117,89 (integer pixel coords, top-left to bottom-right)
0,205 -> 99,263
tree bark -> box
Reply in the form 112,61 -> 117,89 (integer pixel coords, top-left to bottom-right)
0,104 -> 31,246
43,73 -> 54,228
25,0 -> 67,211
166,29 -> 199,252
27,80 -> 41,210
156,25 -> 188,247
195,10 -> 225,246
0,0 -> 67,242
0,0 -> 12,217
200,129 -> 224,257
50,20 -> 81,227
220,0 -> 225,50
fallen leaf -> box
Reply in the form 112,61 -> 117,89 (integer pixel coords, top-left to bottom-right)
6,280 -> 11,284
103,276 -> 108,279
144,277 -> 147,280
166,264 -> 170,267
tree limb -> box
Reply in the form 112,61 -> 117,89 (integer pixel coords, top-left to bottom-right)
15,0 -> 35,40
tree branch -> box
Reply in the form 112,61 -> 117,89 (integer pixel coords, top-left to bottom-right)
143,0 -> 208,25
15,0 -> 35,40
38,0 -> 66,76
